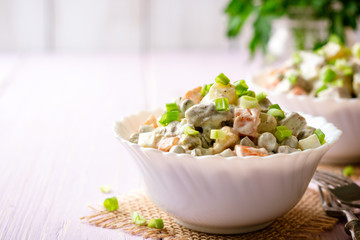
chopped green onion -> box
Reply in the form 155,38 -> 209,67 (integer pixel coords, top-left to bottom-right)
200,83 -> 213,96
292,52 -> 302,64
103,197 -> 119,211
342,165 -> 355,177
267,108 -> 285,119
214,98 -> 229,111
335,59 -> 353,76
215,73 -> 230,85
166,103 -> 178,112
315,85 -> 328,97
239,95 -> 259,109
332,79 -> 344,87
234,80 -> 249,96
320,68 -> 336,83
183,125 -> 199,136
100,185 -> 112,193
352,43 -> 360,58
148,219 -> 164,229
159,111 -> 179,126
328,34 -> 343,45
269,104 -> 281,110
132,212 -> 147,226
275,126 -> 292,142
210,129 -> 226,140
256,91 -> 267,101
287,73 -> 298,86
314,129 -> 326,145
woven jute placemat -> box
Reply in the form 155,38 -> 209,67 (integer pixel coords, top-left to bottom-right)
81,188 -> 337,240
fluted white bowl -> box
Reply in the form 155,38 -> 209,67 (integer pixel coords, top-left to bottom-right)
252,74 -> 360,164
114,108 -> 341,234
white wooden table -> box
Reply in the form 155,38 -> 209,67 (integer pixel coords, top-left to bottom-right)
0,52 -> 354,239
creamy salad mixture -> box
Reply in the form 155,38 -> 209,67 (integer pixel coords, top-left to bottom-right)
129,74 -> 326,157
263,38 -> 360,98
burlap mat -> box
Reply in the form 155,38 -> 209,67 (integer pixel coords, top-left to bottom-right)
81,188 -> 337,240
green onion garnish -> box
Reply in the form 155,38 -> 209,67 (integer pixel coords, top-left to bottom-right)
287,73 -> 298,86
269,104 -> 281,110
132,212 -> 147,226
292,52 -> 302,65
328,34 -> 343,45
332,79 -> 344,87
342,165 -> 355,177
335,59 -> 353,76
148,218 -> 164,229
314,129 -> 326,145
210,129 -> 226,140
183,125 -> 199,136
215,73 -> 230,85
315,85 -> 328,97
214,98 -> 229,111
239,95 -> 259,109
103,197 -> 119,211
166,103 -> 178,112
267,108 -> 285,119
200,83 -> 213,96
275,126 -> 292,142
159,111 -> 179,126
100,185 -> 112,193
234,80 -> 248,96
256,91 -> 267,101
352,43 -> 360,58
320,68 -> 336,83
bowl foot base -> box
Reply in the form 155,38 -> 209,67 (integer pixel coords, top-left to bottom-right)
174,218 -> 274,234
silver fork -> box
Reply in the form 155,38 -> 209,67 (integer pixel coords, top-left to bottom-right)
312,170 -> 360,208
318,186 -> 360,240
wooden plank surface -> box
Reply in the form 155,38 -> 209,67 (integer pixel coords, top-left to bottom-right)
0,52 -> 353,239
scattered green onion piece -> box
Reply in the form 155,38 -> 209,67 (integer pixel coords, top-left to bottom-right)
103,197 -> 119,211
315,85 -> 328,97
246,90 -> 256,98
292,52 -> 302,64
210,129 -> 226,140
214,98 -> 229,111
256,91 -> 267,101
314,129 -> 326,145
287,73 -> 298,86
328,34 -> 343,45
267,108 -> 285,119
100,185 -> 112,193
148,219 -> 164,229
352,43 -> 360,59
166,103 -> 178,112
332,79 -> 344,87
274,126 -> 292,142
234,80 -> 248,96
239,95 -> 259,109
215,73 -> 230,85
335,59 -> 353,76
269,104 -> 281,110
320,68 -> 336,83
159,111 -> 179,126
183,125 -> 199,136
200,83 -> 213,96
132,212 -> 147,226
342,165 -> 355,177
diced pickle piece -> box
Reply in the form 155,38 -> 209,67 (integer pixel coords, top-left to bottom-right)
298,134 -> 321,150
279,112 -> 307,136
239,136 -> 256,148
234,145 -> 268,157
297,126 -> 316,140
277,145 -> 300,153
257,112 -> 277,134
191,148 -> 202,156
170,145 -> 185,154
179,134 -> 202,150
258,132 -> 278,152
129,132 -> 140,144
280,135 -> 298,149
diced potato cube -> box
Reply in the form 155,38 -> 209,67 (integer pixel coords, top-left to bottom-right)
298,134 -> 321,150
220,148 -> 235,157
233,108 -> 260,137
234,145 -> 268,157
213,126 -> 239,154
202,82 -> 238,104
138,132 -> 156,148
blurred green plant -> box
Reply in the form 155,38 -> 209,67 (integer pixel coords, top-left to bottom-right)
225,0 -> 360,55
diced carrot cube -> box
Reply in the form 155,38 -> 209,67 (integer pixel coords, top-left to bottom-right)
180,86 -> 203,104
233,108 -> 260,137
157,137 -> 180,152
290,86 -> 307,95
143,114 -> 158,128
234,145 -> 268,157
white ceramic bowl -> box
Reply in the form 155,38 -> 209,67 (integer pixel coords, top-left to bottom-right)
114,108 -> 341,234
252,74 -> 360,164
